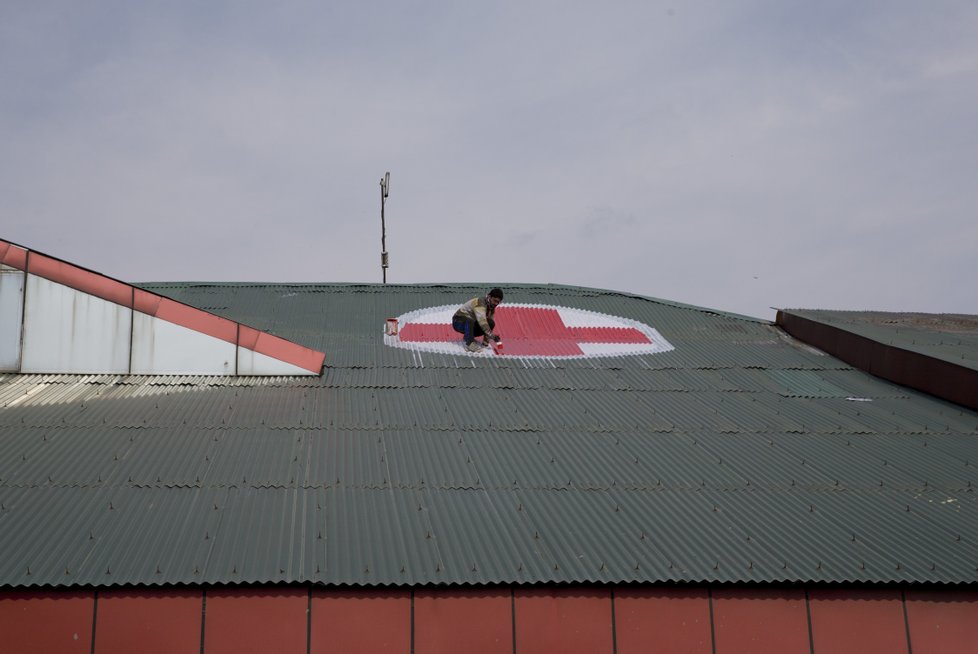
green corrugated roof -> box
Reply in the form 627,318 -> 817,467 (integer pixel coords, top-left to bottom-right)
1,283 -> 977,589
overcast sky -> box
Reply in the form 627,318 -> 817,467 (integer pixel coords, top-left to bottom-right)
2,1 -> 976,320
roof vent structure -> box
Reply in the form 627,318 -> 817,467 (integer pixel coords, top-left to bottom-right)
0,239 -> 324,376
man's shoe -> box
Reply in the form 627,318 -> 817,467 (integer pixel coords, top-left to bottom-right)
465,341 -> 485,352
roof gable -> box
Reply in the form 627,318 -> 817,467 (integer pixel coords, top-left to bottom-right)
0,239 -> 324,376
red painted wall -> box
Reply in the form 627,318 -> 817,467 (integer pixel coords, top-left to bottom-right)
2,584 -> 978,653
415,588 -> 511,654
311,589 -> 410,654
95,588 -> 201,654
204,588 -> 308,654
712,587 -> 810,653
0,590 -> 93,654
809,589 -> 908,654
616,587 -> 712,654
905,589 -> 978,654
514,587 -> 614,654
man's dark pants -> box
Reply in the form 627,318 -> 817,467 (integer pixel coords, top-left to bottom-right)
452,316 -> 494,344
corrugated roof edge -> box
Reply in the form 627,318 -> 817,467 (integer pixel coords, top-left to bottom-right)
5,578 -> 978,592
139,281 -> 771,325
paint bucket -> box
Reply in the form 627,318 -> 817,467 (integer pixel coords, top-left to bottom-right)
385,318 -> 399,335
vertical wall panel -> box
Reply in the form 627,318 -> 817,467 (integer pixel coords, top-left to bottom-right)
615,587 -> 712,654
237,347 -> 318,377
0,264 -> 24,371
238,326 -> 325,375
26,252 -> 132,306
131,312 -> 236,375
310,589 -> 410,654
712,588 -> 810,654
94,589 -> 201,654
809,589 -> 908,654
237,347 -> 316,376
514,587 -> 613,654
905,590 -> 978,654
21,275 -> 131,374
204,588 -> 307,654
414,588 -> 511,654
0,590 -> 94,653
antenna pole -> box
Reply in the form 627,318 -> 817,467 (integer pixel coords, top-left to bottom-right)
380,172 -> 390,284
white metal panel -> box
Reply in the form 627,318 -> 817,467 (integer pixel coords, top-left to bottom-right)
131,312 -> 236,375
0,264 -> 25,371
237,347 -> 315,376
21,274 -> 132,374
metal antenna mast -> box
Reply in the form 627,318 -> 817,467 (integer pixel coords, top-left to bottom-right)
380,172 -> 390,284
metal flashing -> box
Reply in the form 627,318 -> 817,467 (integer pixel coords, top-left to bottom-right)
778,309 -> 978,410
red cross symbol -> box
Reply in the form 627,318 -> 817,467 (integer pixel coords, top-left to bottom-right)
398,306 -> 651,356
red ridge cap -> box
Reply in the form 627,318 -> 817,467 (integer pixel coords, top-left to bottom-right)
132,288 -> 164,316
239,325 -> 325,374
28,252 -> 133,307
134,289 -> 237,344
238,324 -> 260,350
0,239 -> 28,271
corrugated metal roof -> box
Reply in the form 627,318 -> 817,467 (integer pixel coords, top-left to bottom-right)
1,283 -> 978,589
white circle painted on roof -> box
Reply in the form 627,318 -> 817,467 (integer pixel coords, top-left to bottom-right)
384,303 -> 674,359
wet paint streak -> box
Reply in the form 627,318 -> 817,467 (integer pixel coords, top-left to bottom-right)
398,323 -> 459,342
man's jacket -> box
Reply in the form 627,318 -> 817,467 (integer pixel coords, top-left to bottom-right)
453,296 -> 495,336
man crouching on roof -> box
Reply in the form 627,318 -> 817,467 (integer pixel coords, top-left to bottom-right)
453,288 -> 503,352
